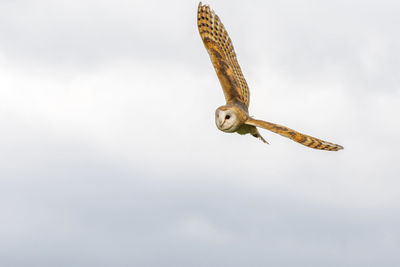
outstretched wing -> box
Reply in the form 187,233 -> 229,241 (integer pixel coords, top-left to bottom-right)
245,118 -> 344,151
197,2 -> 250,107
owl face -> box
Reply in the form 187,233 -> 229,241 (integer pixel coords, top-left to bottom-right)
215,106 -> 241,132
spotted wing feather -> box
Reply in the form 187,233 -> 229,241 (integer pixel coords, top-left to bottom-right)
197,3 -> 250,107
245,118 -> 344,151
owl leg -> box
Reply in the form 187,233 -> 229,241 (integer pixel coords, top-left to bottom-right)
237,124 -> 268,143
251,128 -> 268,144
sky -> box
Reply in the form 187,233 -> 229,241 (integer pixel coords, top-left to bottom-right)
1,0 -> 400,266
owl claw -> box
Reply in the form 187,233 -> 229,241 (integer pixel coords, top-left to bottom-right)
252,133 -> 268,144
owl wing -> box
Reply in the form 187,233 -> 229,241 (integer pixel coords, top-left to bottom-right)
197,3 -> 250,107
245,118 -> 344,151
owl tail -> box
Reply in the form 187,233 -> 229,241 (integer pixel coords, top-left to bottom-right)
245,118 -> 343,151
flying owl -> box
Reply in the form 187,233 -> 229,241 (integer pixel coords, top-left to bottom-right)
197,2 -> 343,151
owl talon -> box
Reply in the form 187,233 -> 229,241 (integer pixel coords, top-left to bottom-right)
252,133 -> 268,144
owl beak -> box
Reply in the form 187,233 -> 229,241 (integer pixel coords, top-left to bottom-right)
219,117 -> 226,127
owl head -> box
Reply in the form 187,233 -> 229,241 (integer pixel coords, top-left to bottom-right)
215,105 -> 245,132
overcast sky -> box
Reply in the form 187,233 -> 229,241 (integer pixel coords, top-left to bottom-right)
1,0 -> 400,266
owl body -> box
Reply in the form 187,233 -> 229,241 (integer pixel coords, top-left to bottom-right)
198,2 -> 343,151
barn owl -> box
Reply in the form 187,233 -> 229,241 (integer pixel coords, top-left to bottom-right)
197,2 -> 343,151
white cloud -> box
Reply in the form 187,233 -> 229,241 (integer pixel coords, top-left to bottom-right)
175,215 -> 232,244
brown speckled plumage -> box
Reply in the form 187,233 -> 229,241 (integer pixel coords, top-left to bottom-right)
197,3 -> 249,107
197,2 -> 343,151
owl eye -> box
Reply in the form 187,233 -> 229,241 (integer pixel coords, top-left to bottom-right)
225,115 -> 230,120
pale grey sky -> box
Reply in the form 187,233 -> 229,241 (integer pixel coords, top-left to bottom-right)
1,0 -> 400,266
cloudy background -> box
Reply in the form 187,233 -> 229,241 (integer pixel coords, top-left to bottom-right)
1,0 -> 400,266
